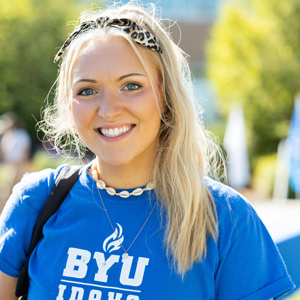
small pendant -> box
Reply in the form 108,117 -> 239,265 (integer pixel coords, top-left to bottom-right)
122,253 -> 129,260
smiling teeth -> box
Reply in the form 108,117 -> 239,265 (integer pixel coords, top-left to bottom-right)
100,125 -> 133,137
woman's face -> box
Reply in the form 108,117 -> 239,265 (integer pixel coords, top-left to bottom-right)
71,37 -> 162,171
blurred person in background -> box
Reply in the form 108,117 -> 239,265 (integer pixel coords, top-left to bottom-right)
0,1 -> 295,299
0,112 -> 31,205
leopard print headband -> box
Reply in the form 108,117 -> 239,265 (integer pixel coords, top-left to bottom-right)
54,17 -> 163,63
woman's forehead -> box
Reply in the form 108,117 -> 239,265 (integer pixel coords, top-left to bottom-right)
71,36 -> 154,81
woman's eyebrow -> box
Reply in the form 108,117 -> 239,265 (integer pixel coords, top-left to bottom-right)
73,73 -> 146,85
74,78 -> 98,84
117,73 -> 146,81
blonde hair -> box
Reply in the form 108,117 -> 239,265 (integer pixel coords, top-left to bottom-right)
39,0 -> 222,276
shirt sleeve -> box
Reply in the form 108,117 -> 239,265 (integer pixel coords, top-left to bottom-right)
0,166 -> 65,277
214,194 -> 295,300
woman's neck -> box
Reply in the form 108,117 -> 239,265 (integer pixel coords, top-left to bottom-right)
92,157 -> 153,190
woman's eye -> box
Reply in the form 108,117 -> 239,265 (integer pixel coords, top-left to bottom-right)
124,83 -> 141,91
78,88 -> 96,96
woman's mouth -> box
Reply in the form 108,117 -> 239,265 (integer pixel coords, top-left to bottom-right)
99,125 -> 135,138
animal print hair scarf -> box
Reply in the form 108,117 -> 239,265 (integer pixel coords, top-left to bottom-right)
54,17 -> 163,63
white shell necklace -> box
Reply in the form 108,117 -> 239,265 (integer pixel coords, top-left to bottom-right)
91,163 -> 158,260
91,164 -> 155,197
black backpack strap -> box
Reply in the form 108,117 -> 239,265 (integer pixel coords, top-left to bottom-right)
15,164 -> 84,299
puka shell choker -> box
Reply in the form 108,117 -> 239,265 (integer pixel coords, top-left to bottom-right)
91,163 -> 155,198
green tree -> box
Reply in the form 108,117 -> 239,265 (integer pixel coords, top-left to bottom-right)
206,0 -> 300,163
0,0 -> 95,140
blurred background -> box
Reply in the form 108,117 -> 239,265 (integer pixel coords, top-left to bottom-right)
0,0 -> 299,297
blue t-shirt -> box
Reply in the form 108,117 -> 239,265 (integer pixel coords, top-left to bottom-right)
0,163 -> 295,300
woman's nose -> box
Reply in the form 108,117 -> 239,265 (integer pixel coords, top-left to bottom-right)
97,90 -> 123,120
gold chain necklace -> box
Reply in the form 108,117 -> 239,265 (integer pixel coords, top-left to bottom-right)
91,166 -> 158,260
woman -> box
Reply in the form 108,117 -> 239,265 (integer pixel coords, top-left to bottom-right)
0,1 -> 294,299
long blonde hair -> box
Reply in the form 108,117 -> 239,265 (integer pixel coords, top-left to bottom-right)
39,0 -> 222,276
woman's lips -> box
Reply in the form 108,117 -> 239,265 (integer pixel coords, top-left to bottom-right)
99,124 -> 135,138
95,124 -> 136,141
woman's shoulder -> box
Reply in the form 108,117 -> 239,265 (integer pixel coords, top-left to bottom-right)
8,164 -> 69,214
204,178 -> 295,299
205,177 -> 258,240
205,176 -> 254,211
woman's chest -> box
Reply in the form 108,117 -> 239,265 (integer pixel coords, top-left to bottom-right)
28,196 -> 219,300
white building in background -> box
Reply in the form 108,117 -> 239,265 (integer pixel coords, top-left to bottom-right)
107,0 -> 220,23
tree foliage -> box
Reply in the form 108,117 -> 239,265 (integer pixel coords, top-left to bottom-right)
0,0 -> 96,140
206,0 -> 300,161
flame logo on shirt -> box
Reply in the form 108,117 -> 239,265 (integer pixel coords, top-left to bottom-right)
103,223 -> 124,253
